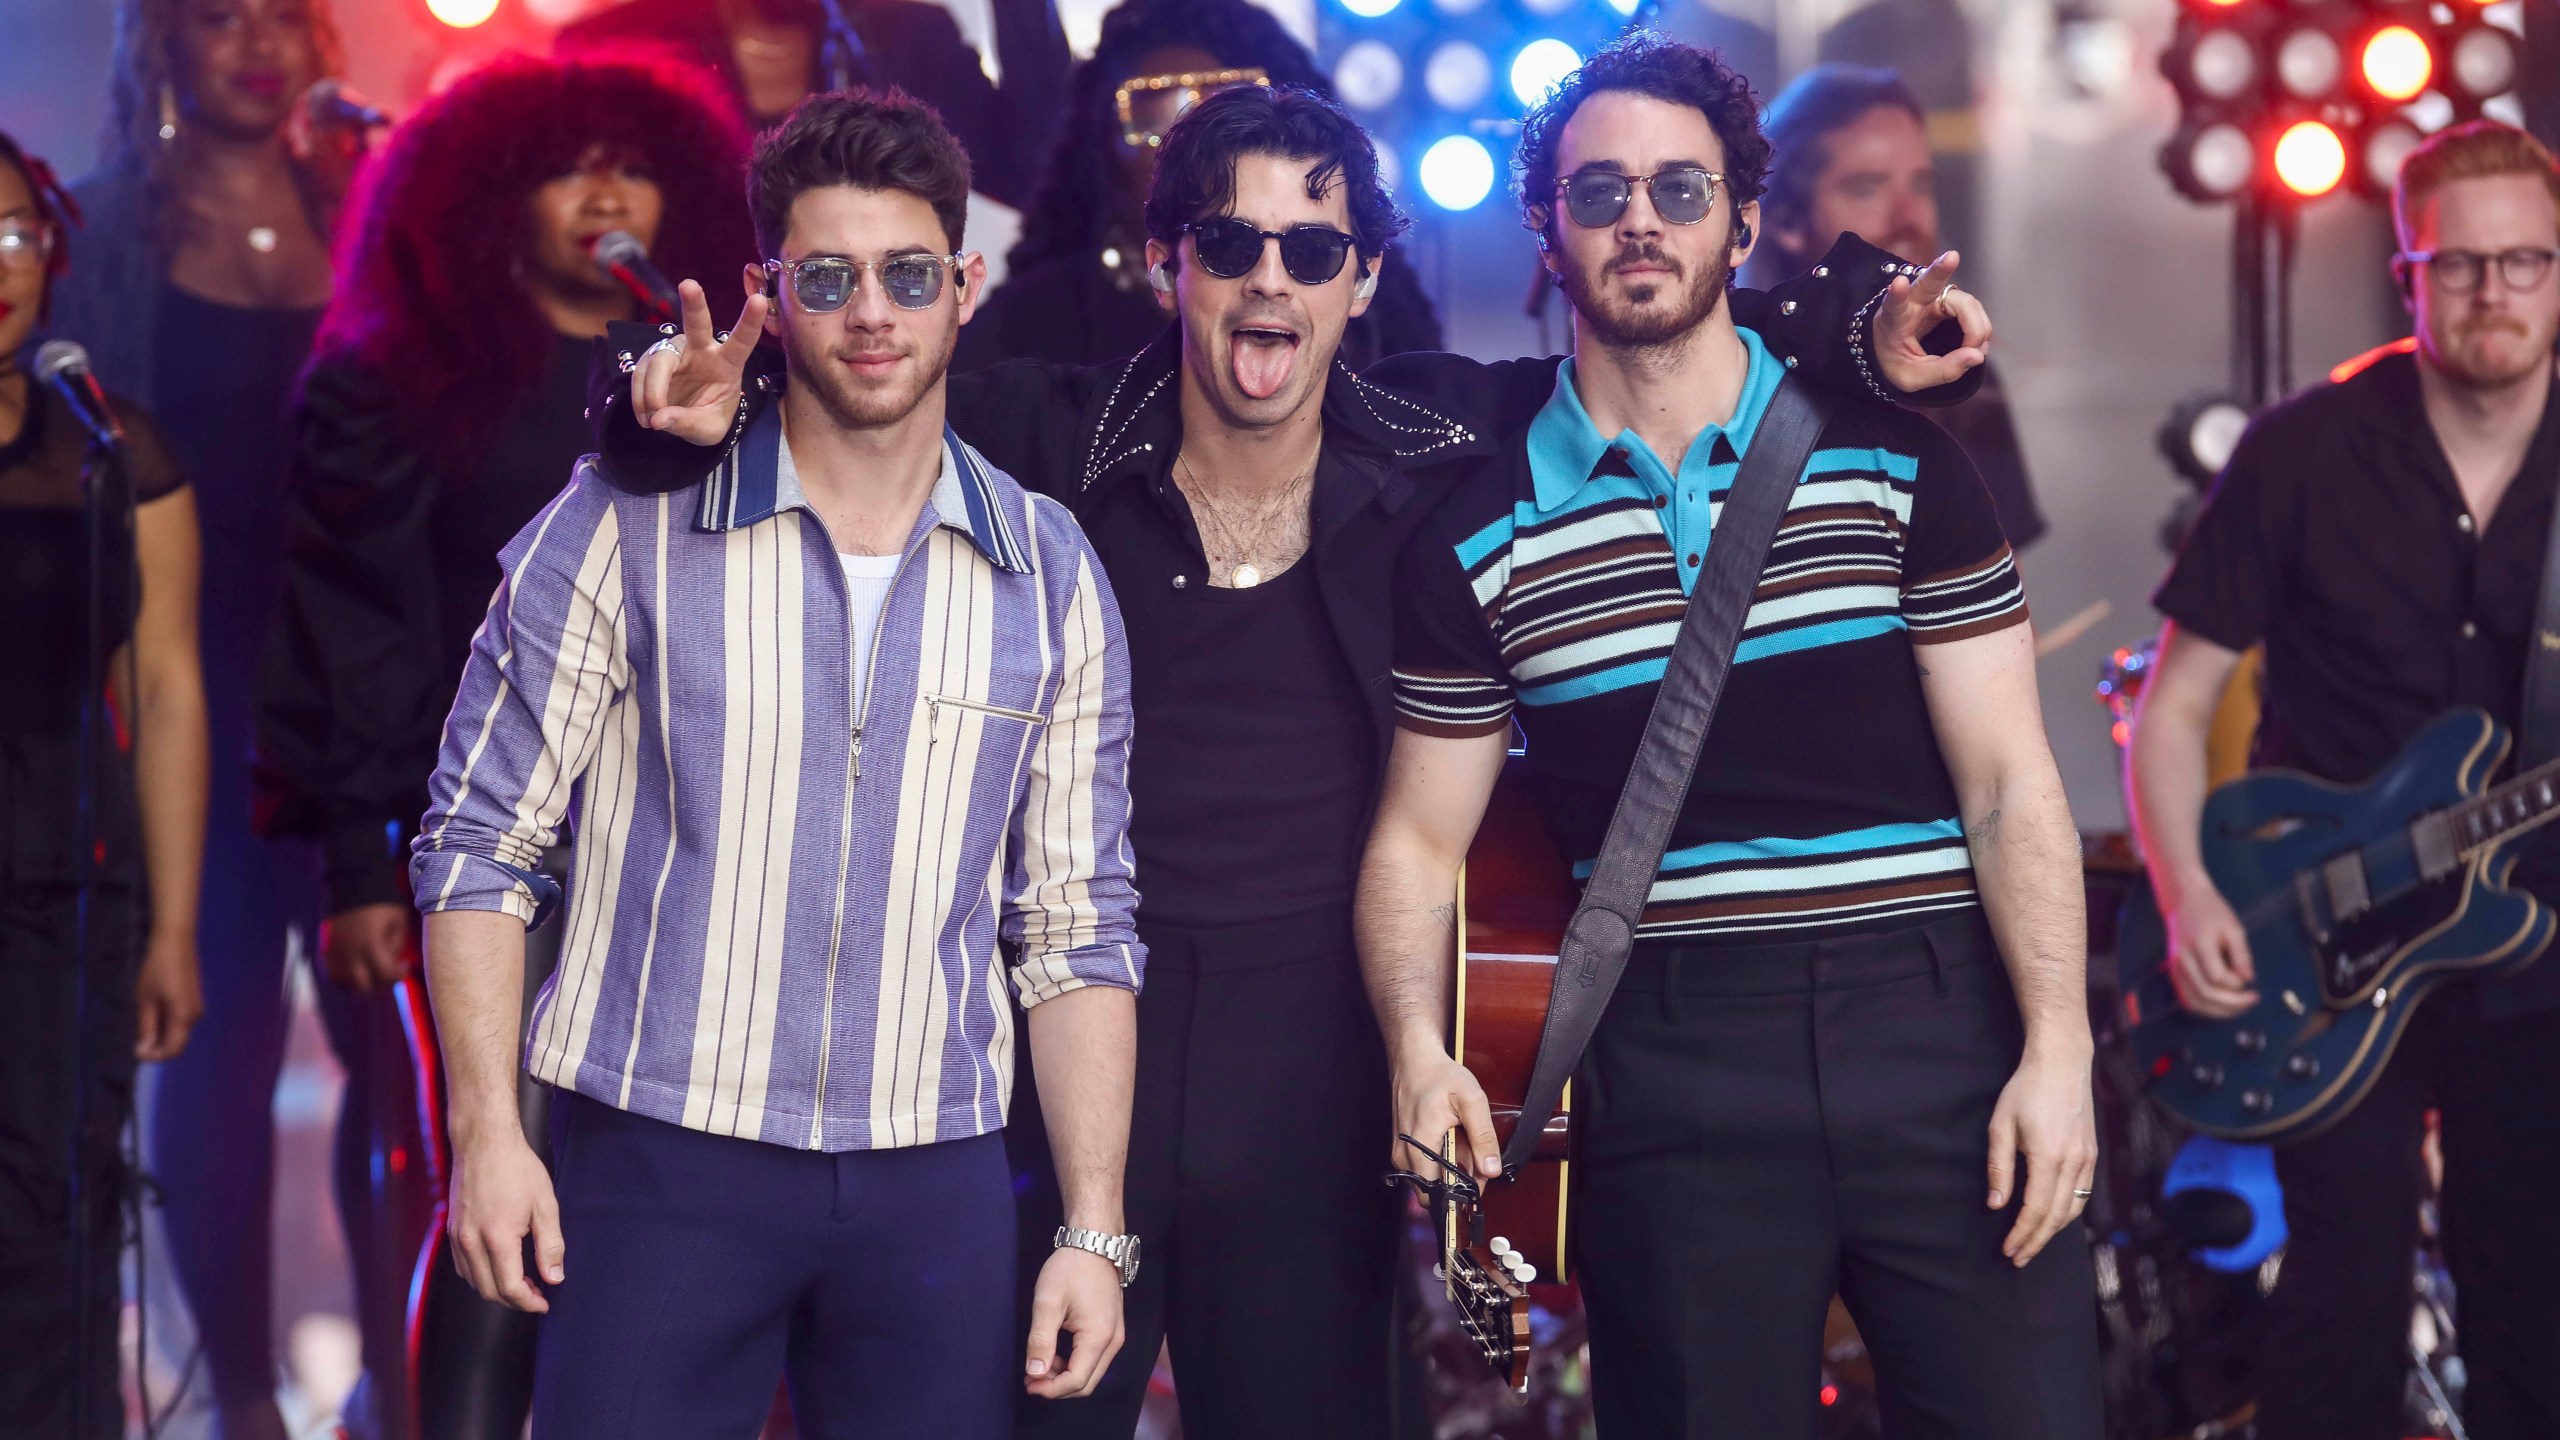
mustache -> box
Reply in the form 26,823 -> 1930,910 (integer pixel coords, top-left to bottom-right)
1608,244 -> 1681,274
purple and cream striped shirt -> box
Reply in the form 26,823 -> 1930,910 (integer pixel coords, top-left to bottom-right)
412,409 -> 1142,1152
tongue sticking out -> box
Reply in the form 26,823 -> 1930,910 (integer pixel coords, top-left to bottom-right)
1231,330 -> 1300,401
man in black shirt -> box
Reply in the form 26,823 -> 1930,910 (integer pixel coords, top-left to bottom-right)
595,83 -> 1990,1438
2129,121 -> 2560,1440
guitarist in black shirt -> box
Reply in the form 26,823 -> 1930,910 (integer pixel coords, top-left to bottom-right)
2126,120 -> 2560,1440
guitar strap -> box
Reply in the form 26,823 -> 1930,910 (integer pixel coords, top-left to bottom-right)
2520,445 -> 2560,769
1498,376 -> 1834,1176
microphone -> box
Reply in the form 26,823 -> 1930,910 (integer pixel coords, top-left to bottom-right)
593,230 -> 677,323
304,79 -> 392,132
34,341 -> 125,451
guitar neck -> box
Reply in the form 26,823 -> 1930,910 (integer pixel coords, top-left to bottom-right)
2450,755 -> 2560,859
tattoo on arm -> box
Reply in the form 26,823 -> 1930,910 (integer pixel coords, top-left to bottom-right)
1430,902 -> 1456,933
1968,807 -> 2003,847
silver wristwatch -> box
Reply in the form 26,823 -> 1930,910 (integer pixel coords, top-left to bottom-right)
1053,1226 -> 1142,1287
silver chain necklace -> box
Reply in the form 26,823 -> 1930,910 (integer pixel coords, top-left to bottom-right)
1174,452 -> 1315,589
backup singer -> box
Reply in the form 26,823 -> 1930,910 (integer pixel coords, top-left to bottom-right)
43,3 -> 386,1433
600,80 -> 1987,1438
0,131 -> 207,1440
416,91 -> 1141,1440
1359,36 -> 2103,1439
2126,121 -> 2560,1440
254,51 -> 755,1439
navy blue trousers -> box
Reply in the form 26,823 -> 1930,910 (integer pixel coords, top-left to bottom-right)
532,1094 -> 1016,1440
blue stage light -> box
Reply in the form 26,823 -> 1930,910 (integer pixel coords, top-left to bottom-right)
1334,40 -> 1404,111
1419,135 -> 1496,210
1510,39 -> 1582,106
1601,0 -> 1640,13
1339,0 -> 1402,17
1424,41 -> 1493,111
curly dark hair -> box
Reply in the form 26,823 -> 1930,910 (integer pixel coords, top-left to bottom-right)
1515,32 -> 1771,241
101,0 -> 351,242
311,50 -> 754,468
749,88 -> 972,259
1007,0 -> 1328,275
1143,84 -> 1409,274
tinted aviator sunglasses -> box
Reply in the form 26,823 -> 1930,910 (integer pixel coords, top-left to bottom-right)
1553,166 -> 1723,228
764,252 -> 969,312
1183,219 -> 1360,285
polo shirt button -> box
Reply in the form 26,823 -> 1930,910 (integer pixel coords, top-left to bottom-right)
1653,495 -> 1667,509
1687,553 -> 1701,567
2457,513 -> 2475,534
1172,575 -> 1188,590
2461,620 -> 2478,639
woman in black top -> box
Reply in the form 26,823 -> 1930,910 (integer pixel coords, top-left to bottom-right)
0,131 -> 208,1440
44,4 -> 382,1436
254,52 -> 755,1438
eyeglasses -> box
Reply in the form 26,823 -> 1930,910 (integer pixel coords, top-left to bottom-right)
1115,68 -> 1269,151
0,220 -> 54,272
764,252 -> 969,313
1183,219 -> 1359,285
2398,247 -> 2560,294
1553,166 -> 1723,229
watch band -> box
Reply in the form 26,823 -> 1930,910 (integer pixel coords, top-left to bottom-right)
1053,1225 -> 1142,1288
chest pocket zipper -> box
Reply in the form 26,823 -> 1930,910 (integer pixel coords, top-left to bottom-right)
926,694 -> 1048,733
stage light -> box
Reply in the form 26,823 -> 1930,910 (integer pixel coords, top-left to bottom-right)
2274,119 -> 2347,197
2272,26 -> 2342,100
2359,117 -> 2423,193
2174,28 -> 2260,103
1602,0 -> 1642,12
2160,394 -> 2254,487
1337,0 -> 1401,16
1520,0 -> 1577,13
1419,135 -> 1496,210
2406,89 -> 2455,133
1334,41 -> 1404,111
1424,41 -> 1493,112
426,0 -> 499,24
2359,26 -> 2433,103
2447,25 -> 2519,99
1510,39 -> 1581,107
1430,0 -> 1490,14
2164,119 -> 2257,201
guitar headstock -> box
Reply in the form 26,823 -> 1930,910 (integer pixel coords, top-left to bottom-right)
1390,1133 -> 1532,1392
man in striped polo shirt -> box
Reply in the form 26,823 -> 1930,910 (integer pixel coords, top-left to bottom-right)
409,93 -> 1143,1438
1357,35 -> 2103,1439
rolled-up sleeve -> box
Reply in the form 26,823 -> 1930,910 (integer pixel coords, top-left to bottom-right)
1003,530 -> 1144,1007
409,466 -> 629,923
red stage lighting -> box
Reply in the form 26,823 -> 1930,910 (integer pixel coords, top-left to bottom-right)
2274,119 -> 2347,197
2359,25 -> 2434,103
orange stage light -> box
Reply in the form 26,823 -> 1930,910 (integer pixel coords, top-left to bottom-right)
2274,119 -> 2347,197
2360,25 -> 2434,102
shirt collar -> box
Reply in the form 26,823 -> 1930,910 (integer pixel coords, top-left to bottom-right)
1525,327 -> 1783,513
698,401 -> 1032,575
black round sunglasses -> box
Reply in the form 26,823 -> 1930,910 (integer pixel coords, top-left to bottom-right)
1183,219 -> 1360,285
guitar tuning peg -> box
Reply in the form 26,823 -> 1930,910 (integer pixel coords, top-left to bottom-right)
1511,1261 -> 1537,1284
1489,1236 -> 1513,1257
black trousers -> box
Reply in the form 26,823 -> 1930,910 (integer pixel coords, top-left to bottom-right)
1573,911 -> 2103,1440
0,883 -> 138,1440
2257,988 -> 2560,1440
1006,905 -> 1416,1440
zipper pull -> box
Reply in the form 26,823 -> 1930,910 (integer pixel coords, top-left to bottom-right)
851,727 -> 864,783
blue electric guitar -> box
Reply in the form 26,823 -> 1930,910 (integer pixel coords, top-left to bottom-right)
2119,709 -> 2558,1141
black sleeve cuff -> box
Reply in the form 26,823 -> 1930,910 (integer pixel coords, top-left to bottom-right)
323,816 -> 410,915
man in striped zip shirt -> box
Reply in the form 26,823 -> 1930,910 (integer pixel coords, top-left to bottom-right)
409,92 -> 1144,1438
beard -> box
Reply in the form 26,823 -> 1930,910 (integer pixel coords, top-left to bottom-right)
2429,308 -> 2559,389
1560,239 -> 1732,351
783,321 -> 953,431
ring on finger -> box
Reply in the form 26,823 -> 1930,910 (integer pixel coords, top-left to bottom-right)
642,335 -> 685,363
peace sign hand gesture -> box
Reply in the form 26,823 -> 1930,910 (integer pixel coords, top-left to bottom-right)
630,277 -> 770,446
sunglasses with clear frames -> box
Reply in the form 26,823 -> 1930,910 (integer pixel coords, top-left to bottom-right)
2397,247 -> 2560,294
1553,166 -> 1724,229
764,252 -> 970,313
1182,219 -> 1359,285
0,221 -> 54,271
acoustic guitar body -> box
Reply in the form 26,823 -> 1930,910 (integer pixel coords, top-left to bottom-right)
1456,757 -> 1583,1284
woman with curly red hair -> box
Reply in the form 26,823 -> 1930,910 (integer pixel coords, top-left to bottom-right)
252,50 -> 754,1440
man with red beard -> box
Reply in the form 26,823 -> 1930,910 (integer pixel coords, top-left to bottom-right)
599,81 -> 1993,1438
1362,34 -> 2101,1439
2128,120 -> 2560,1440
